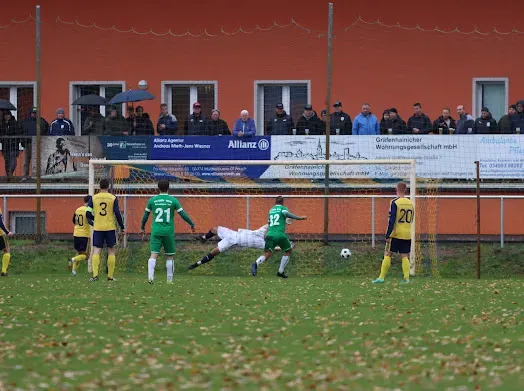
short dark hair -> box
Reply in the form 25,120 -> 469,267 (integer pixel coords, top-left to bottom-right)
158,180 -> 170,193
413,103 -> 422,108
442,107 -> 450,112
397,182 -> 407,193
160,103 -> 168,109
99,178 -> 110,190
84,195 -> 92,203
276,196 -> 284,205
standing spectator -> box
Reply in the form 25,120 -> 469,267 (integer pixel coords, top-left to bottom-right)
407,103 -> 432,134
266,103 -> 294,135
330,101 -> 352,135
296,105 -> 323,135
456,105 -> 475,134
380,109 -> 390,134
432,108 -> 457,134
319,109 -> 328,132
498,105 -> 517,134
473,107 -> 497,134
49,108 -> 75,136
232,110 -> 256,137
207,109 -> 229,136
184,102 -> 207,135
20,107 -> 49,181
82,107 -> 105,135
384,108 -> 407,134
352,103 -> 380,135
0,111 -> 21,180
157,103 -> 178,135
104,109 -> 127,135
132,106 -> 154,136
511,100 -> 524,132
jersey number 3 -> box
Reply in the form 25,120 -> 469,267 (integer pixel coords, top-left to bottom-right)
269,214 -> 280,227
155,208 -> 170,223
99,202 -> 108,216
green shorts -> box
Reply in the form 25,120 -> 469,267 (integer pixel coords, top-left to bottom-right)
264,233 -> 292,252
150,233 -> 176,255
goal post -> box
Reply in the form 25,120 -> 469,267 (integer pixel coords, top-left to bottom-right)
88,158 -> 431,277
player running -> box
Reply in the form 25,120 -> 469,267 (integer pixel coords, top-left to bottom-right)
189,224 -> 292,270
0,207 -> 14,276
251,196 -> 307,278
86,178 -> 126,282
140,180 -> 195,284
373,182 -> 414,284
69,195 -> 93,276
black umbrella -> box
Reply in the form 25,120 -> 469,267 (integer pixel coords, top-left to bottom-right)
0,99 -> 17,110
71,95 -> 108,106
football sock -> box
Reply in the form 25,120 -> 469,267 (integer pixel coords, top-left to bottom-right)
402,257 -> 410,280
73,254 -> 86,271
378,256 -> 391,279
197,253 -> 215,266
92,254 -> 100,278
278,256 -> 289,273
1,253 -> 11,274
148,258 -> 156,280
107,255 -> 116,279
204,231 -> 215,240
255,255 -> 266,266
166,260 -> 174,282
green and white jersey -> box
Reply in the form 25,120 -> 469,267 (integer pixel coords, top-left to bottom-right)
145,194 -> 183,236
267,205 -> 289,235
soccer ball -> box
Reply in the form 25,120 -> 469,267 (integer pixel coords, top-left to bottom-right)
340,248 -> 352,259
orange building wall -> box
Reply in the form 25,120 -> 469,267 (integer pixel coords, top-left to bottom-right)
0,0 -> 522,126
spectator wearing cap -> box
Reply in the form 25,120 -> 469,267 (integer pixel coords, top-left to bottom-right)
432,108 -> 457,135
266,103 -> 294,135
383,108 -> 407,134
184,102 -> 207,135
498,105 -> 517,134
232,110 -> 256,137
407,103 -> 432,134
330,101 -> 352,135
49,108 -> 75,136
473,107 -> 497,134
207,109 -> 229,136
157,103 -> 178,135
511,100 -> 524,132
21,107 -> 49,181
352,103 -> 380,135
455,105 -> 475,134
296,105 -> 323,135
82,107 -> 106,136
379,109 -> 390,134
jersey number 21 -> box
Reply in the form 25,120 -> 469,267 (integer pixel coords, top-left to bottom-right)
155,208 -> 170,223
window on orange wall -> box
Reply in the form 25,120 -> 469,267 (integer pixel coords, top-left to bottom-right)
161,81 -> 217,126
0,83 -> 36,120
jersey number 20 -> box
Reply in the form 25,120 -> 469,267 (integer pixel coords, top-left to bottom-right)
155,208 -> 170,223
398,208 -> 413,223
269,214 -> 280,227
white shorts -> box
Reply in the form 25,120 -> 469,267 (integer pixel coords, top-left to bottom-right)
217,226 -> 239,253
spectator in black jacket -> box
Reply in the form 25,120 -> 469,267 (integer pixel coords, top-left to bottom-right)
319,109 -> 327,132
473,107 -> 497,134
0,111 -> 21,180
132,106 -> 154,136
384,108 -> 407,134
432,108 -> 457,134
207,109 -> 229,136
296,105 -> 323,135
20,107 -> 49,181
498,105 -> 517,134
184,102 -> 207,135
330,101 -> 352,135
407,103 -> 431,134
456,105 -> 475,134
511,100 -> 524,133
105,109 -> 127,135
380,109 -> 390,134
266,103 -> 294,135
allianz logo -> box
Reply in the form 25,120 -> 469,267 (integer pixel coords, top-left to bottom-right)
228,139 -> 269,150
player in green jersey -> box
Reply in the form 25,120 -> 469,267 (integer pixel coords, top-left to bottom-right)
140,180 -> 196,284
251,196 -> 307,278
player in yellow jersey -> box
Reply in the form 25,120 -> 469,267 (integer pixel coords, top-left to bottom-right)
0,208 -> 14,276
373,182 -> 414,284
86,178 -> 125,282
69,195 -> 93,276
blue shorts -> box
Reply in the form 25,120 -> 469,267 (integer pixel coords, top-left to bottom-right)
93,230 -> 117,248
386,238 -> 411,254
74,236 -> 89,253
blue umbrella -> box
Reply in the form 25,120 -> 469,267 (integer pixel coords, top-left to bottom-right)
108,90 -> 155,105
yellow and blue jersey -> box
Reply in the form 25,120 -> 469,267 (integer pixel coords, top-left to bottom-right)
386,197 -> 414,240
73,205 -> 92,238
0,208 -> 8,237
87,192 -> 125,232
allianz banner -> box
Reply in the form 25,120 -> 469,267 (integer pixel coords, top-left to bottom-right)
149,136 -> 271,180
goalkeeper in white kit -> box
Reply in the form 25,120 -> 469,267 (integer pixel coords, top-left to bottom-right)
189,224 -> 291,270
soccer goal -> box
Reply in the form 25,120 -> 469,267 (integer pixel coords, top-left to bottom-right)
88,159 -> 439,277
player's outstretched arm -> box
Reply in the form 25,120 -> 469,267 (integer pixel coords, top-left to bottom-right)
282,210 -> 307,220
177,208 -> 195,232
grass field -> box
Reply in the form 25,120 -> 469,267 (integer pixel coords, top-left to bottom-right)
1,242 -> 523,389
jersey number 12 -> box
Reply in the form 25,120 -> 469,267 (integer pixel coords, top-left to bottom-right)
155,208 -> 170,223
